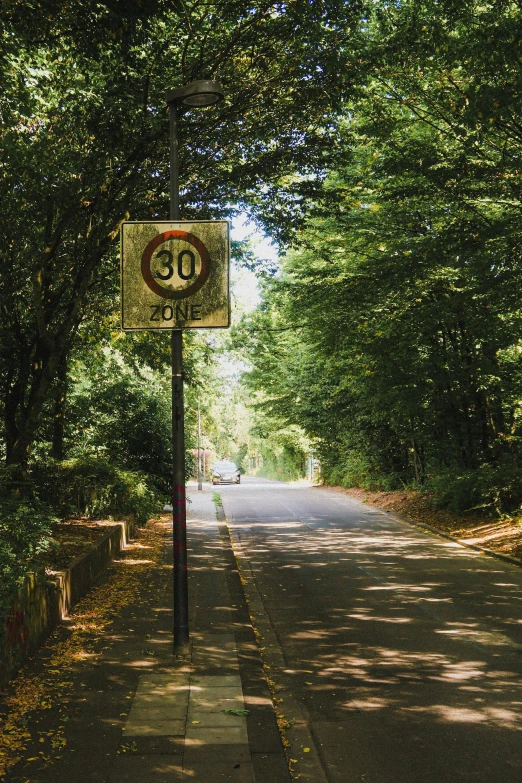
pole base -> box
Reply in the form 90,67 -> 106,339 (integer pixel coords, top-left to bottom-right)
173,642 -> 191,661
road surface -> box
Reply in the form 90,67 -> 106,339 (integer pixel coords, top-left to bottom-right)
220,476 -> 522,783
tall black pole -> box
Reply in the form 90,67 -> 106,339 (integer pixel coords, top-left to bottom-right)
169,103 -> 181,221
197,398 -> 202,491
169,101 -> 189,654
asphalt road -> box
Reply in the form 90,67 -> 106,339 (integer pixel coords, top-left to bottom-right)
220,476 -> 522,783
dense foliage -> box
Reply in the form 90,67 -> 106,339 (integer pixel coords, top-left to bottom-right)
238,0 -> 522,512
0,0 -> 359,468
0,478 -> 57,612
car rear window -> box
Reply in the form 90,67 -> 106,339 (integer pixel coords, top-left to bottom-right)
215,462 -> 238,471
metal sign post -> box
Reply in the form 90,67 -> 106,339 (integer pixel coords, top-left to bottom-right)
197,398 -> 202,492
121,120 -> 228,658
121,79 -> 226,657
121,219 -> 229,655
121,217 -> 229,655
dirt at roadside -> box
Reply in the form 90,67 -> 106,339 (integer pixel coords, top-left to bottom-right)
333,486 -> 522,561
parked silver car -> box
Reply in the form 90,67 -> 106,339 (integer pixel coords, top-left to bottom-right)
212,461 -> 240,485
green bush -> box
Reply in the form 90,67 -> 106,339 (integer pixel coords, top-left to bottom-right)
322,450 -> 405,492
65,367 -> 173,494
0,456 -> 161,610
257,445 -> 307,482
30,458 -> 161,525
427,460 -> 522,516
0,469 -> 57,609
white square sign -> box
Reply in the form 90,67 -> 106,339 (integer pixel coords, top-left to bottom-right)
121,220 -> 230,330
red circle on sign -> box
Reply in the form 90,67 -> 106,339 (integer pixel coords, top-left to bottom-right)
141,230 -> 210,299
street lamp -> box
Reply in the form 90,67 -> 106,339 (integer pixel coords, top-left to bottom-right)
166,79 -> 224,655
166,80 -> 224,222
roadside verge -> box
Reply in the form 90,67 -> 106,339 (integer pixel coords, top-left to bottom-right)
332,486 -> 522,569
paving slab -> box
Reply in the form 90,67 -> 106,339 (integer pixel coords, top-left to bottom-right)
124,718 -> 186,736
181,743 -> 251,764
187,712 -> 247,728
190,688 -> 244,705
185,725 -> 249,744
108,755 -> 183,783
190,675 -> 242,687
122,737 -> 184,756
127,704 -> 188,721
182,761 -> 255,782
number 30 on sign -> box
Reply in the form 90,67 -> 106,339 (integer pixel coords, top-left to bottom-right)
120,220 -> 230,330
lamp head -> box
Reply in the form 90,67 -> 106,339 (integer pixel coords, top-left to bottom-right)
166,80 -> 224,109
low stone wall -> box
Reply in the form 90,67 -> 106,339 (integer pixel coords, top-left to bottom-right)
0,519 -> 134,689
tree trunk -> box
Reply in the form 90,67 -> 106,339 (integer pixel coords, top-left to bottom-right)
5,241 -> 107,470
51,356 -> 68,461
6,343 -> 65,469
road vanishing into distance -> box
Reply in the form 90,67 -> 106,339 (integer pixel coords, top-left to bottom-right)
220,476 -> 522,783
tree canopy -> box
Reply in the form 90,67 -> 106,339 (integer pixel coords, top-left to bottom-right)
237,0 -> 522,512
0,0 -> 360,466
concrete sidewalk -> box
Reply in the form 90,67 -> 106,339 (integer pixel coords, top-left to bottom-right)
5,486 -> 289,783
109,486 -> 290,782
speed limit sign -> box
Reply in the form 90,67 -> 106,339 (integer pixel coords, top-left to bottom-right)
121,220 -> 230,330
